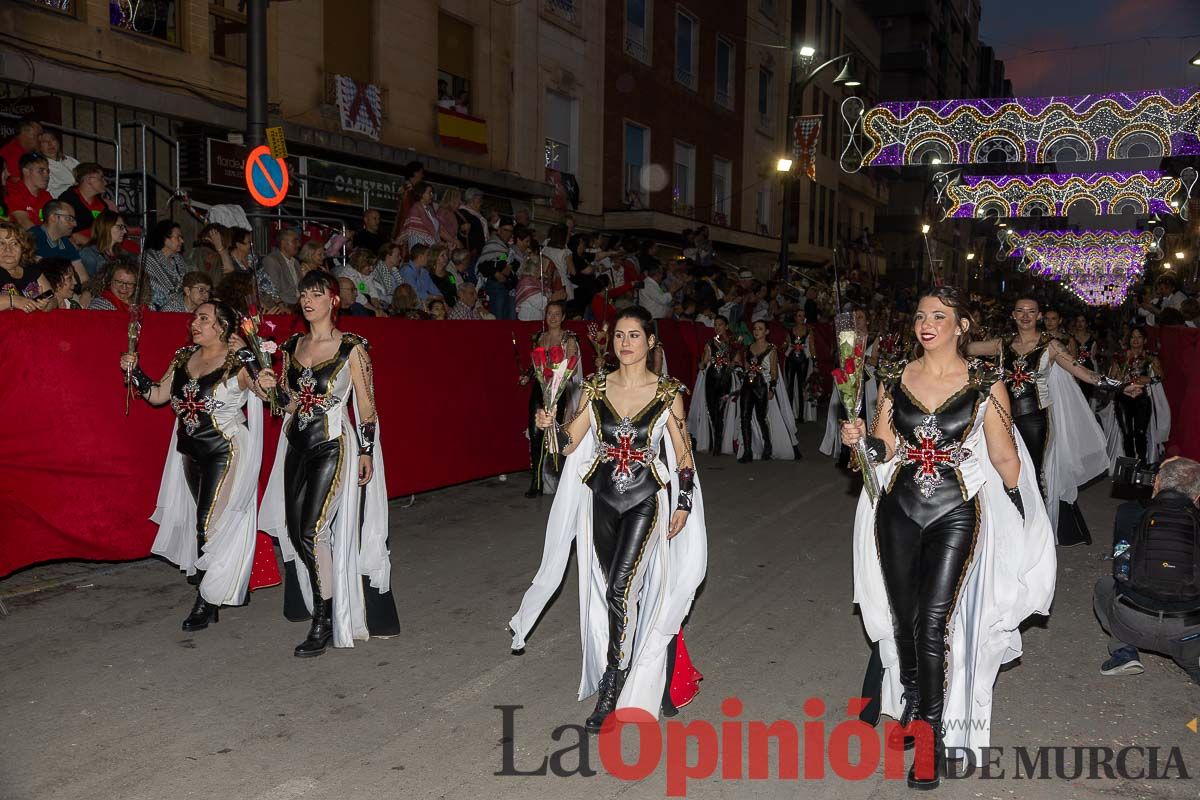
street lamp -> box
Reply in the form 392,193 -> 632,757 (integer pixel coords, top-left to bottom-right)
1191,48 -> 1200,67
966,252 -> 976,261
777,158 -> 794,173
1176,251 -> 1186,260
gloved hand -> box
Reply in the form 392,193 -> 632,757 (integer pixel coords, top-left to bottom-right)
1005,485 -> 1024,521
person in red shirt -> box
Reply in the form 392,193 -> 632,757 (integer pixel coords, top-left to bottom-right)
0,118 -> 42,183
5,152 -> 53,230
58,162 -> 109,244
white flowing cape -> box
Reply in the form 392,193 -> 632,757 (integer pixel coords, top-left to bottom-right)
718,350 -> 800,459
508,412 -> 708,717
151,384 -> 263,607
1040,355 -> 1109,530
259,398 -> 392,648
688,368 -> 718,453
853,419 -> 1056,757
1098,383 -> 1171,470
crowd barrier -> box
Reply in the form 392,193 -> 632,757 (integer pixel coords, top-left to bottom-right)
1157,326 -> 1200,463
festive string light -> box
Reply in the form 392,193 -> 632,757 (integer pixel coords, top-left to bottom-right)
1001,230 -> 1160,306
942,171 -> 1182,218
859,88 -> 1200,167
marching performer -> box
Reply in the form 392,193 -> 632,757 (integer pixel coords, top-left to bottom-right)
1101,326 -> 1170,467
1069,314 -> 1103,407
843,287 -> 1055,788
522,300 -> 583,497
509,307 -> 707,731
728,319 -> 800,462
968,297 -> 1117,547
120,301 -> 264,630
687,315 -> 736,455
784,311 -> 817,424
258,270 -> 399,657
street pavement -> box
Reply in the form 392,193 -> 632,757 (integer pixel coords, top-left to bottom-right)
2,424 -> 1199,800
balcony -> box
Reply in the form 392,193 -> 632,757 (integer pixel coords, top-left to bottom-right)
675,65 -> 697,90
625,36 -> 649,64
715,88 -> 733,109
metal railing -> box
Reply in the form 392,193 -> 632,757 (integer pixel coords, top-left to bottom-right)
117,120 -> 181,234
0,110 -> 122,211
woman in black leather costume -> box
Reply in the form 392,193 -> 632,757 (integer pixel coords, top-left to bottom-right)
259,270 -> 399,657
534,306 -> 698,732
697,315 -> 735,455
842,287 -> 1025,789
121,301 -> 263,631
783,310 -> 811,424
521,300 -> 581,497
1110,326 -> 1163,463
1070,314 -> 1102,406
737,319 -> 779,463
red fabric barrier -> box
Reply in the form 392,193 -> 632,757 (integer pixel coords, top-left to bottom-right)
1158,326 -> 1200,461
0,312 -> 707,578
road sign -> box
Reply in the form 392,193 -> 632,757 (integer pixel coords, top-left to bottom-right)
244,145 -> 289,207
265,126 -> 288,159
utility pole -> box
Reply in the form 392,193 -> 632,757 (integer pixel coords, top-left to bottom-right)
246,0 -> 269,246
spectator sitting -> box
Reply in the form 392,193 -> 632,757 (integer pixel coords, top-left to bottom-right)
181,271 -> 213,313
369,242 -> 404,309
296,238 -> 326,277
1138,274 -> 1189,326
143,218 -> 188,311
515,242 -> 565,322
79,211 -> 128,278
448,282 -> 483,319
57,162 -> 108,245
638,261 -> 674,320
33,199 -> 89,293
427,297 -> 449,320
1158,307 -> 1187,327
39,130 -> 79,199
214,271 -> 255,316
399,244 -> 442,305
391,284 -> 425,319
437,188 -> 465,249
336,247 -> 387,315
1095,457 -> 1200,684
261,228 -> 302,304
428,245 -> 458,307
6,152 -> 53,231
1,118 -> 42,181
1181,297 -> 1200,328
353,208 -> 387,254
191,222 -> 235,285
459,187 -> 488,259
86,256 -> 142,311
338,276 -> 374,317
40,257 -> 83,309
437,79 -> 455,109
0,219 -> 54,312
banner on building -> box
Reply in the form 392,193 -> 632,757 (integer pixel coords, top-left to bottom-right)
334,75 -> 383,141
792,115 -> 822,180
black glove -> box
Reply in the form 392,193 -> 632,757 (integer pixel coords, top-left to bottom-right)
127,365 -> 153,397
863,435 -> 887,464
676,468 -> 695,513
1005,485 -> 1024,521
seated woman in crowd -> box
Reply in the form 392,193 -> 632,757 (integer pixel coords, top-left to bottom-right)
144,219 -> 189,311
426,297 -> 448,320
37,257 -> 83,309
86,256 -> 145,311
391,284 -> 425,319
0,219 -> 54,313
297,239 -> 326,276
428,246 -> 458,307
79,210 -> 128,279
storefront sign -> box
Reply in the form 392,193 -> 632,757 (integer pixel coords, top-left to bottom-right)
0,95 -> 63,142
299,157 -> 406,206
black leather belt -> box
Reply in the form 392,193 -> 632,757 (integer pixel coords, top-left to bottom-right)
1117,594 -> 1200,624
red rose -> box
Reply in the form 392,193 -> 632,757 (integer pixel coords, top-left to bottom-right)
247,304 -> 259,319
549,345 -> 565,364
854,342 -> 864,358
832,368 -> 847,384
531,347 -> 547,367
542,367 -> 554,381
844,356 -> 856,374
566,355 -> 579,371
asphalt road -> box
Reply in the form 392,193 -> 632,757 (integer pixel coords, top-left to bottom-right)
2,425 -> 1198,800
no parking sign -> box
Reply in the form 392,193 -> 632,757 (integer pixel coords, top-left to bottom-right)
244,144 -> 289,207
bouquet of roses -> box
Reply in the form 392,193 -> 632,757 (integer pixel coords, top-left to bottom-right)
239,304 -> 281,415
124,303 -> 144,415
532,344 -> 580,459
587,322 -> 610,371
831,312 -> 880,503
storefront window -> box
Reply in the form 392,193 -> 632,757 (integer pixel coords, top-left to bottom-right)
209,0 -> 247,66
111,0 -> 180,45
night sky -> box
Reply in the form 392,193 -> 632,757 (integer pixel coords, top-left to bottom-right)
980,0 -> 1200,97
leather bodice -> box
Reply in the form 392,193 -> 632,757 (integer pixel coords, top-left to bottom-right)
881,361 -> 996,528
743,344 -> 775,398
583,373 -> 683,515
705,336 -> 734,375
1003,336 -> 1050,418
1073,336 -> 1098,371
785,331 -> 809,362
167,346 -> 248,456
1119,352 -> 1155,381
282,333 -> 367,451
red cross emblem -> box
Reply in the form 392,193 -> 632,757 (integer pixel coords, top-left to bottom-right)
792,341 -> 806,355
294,368 -> 333,431
171,378 -> 223,436
899,416 -> 970,498
1007,358 -> 1034,397
600,417 -> 653,494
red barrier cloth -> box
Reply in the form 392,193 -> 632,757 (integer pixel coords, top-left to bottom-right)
1158,326 -> 1200,461
0,312 -> 706,578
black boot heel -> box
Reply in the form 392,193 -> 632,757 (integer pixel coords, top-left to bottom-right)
295,598 -> 333,658
585,667 -> 628,732
182,592 -> 220,631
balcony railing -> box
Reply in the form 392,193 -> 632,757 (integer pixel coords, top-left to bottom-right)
715,88 -> 732,109
625,36 -> 649,63
675,65 -> 696,90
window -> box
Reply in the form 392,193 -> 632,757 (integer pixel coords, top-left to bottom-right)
758,0 -> 777,17
757,68 -> 773,129
673,141 -> 696,215
624,122 -> 651,208
675,9 -> 698,90
210,0 -> 247,66
438,12 -> 473,113
545,0 -> 578,25
111,0 -> 180,44
756,186 -> 771,235
715,37 -> 735,109
712,157 -> 732,224
544,91 -> 578,174
20,0 -> 77,15
625,0 -> 651,64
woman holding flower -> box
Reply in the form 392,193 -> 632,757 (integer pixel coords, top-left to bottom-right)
731,319 -> 799,463
256,270 -> 399,657
118,300 -> 265,632
521,300 -> 581,498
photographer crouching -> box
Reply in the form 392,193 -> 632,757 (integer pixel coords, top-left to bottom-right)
1094,457 -> 1200,683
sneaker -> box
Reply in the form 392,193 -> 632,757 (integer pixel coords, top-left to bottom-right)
1101,646 -> 1144,676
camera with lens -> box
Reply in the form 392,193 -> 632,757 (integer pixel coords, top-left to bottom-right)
1113,456 -> 1159,488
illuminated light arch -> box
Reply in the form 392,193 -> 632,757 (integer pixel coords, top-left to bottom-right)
904,132 -> 958,165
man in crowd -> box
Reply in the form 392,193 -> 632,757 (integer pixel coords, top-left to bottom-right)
638,261 -> 674,319
460,187 -> 489,259
337,276 -> 375,317
477,217 -> 516,319
399,244 -> 442,305
1,118 -> 42,180
58,162 -> 109,244
1095,457 -> 1200,684
1138,273 -> 1190,326
261,229 -> 301,305
353,208 -> 386,254
448,282 -> 483,320
33,199 -> 88,289
6,152 -> 53,230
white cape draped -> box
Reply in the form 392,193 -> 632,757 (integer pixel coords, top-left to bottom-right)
688,369 -> 717,453
508,413 -> 708,718
1098,382 -> 1172,470
718,352 -> 800,459
1041,357 -> 1109,531
853,419 -> 1056,757
260,397 -> 392,648
151,385 -> 263,607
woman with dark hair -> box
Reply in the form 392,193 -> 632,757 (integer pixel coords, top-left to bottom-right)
688,314 -> 737,456
1103,326 -> 1170,466
730,319 -> 799,462
257,270 -> 399,656
144,219 -> 188,311
1069,313 -> 1102,406
520,299 -> 582,498
400,181 -> 440,250
842,286 -> 1055,788
784,309 -> 817,424
510,306 -> 707,731
215,270 -> 254,316
79,210 -> 128,278
119,300 -> 265,631
968,296 -> 1119,547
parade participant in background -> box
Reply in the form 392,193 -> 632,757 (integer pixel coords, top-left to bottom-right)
842,286 -> 1055,788
520,300 -> 582,498
257,270 -> 399,657
510,306 -> 707,731
119,301 -> 264,631
968,297 -> 1120,547
727,319 -> 799,463
688,315 -> 736,456
1042,307 -> 1071,347
820,306 -> 878,462
784,310 -> 817,424
1101,326 -> 1170,467
1070,314 -> 1103,407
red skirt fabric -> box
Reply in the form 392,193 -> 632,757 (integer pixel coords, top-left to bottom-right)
669,630 -> 704,708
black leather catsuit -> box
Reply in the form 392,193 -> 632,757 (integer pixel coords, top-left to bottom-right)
1074,336 -> 1099,404
740,345 -> 775,459
1116,354 -> 1154,462
167,346 -> 242,575
876,366 -> 989,737
583,373 -> 682,670
703,337 -> 733,452
784,330 -> 810,421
